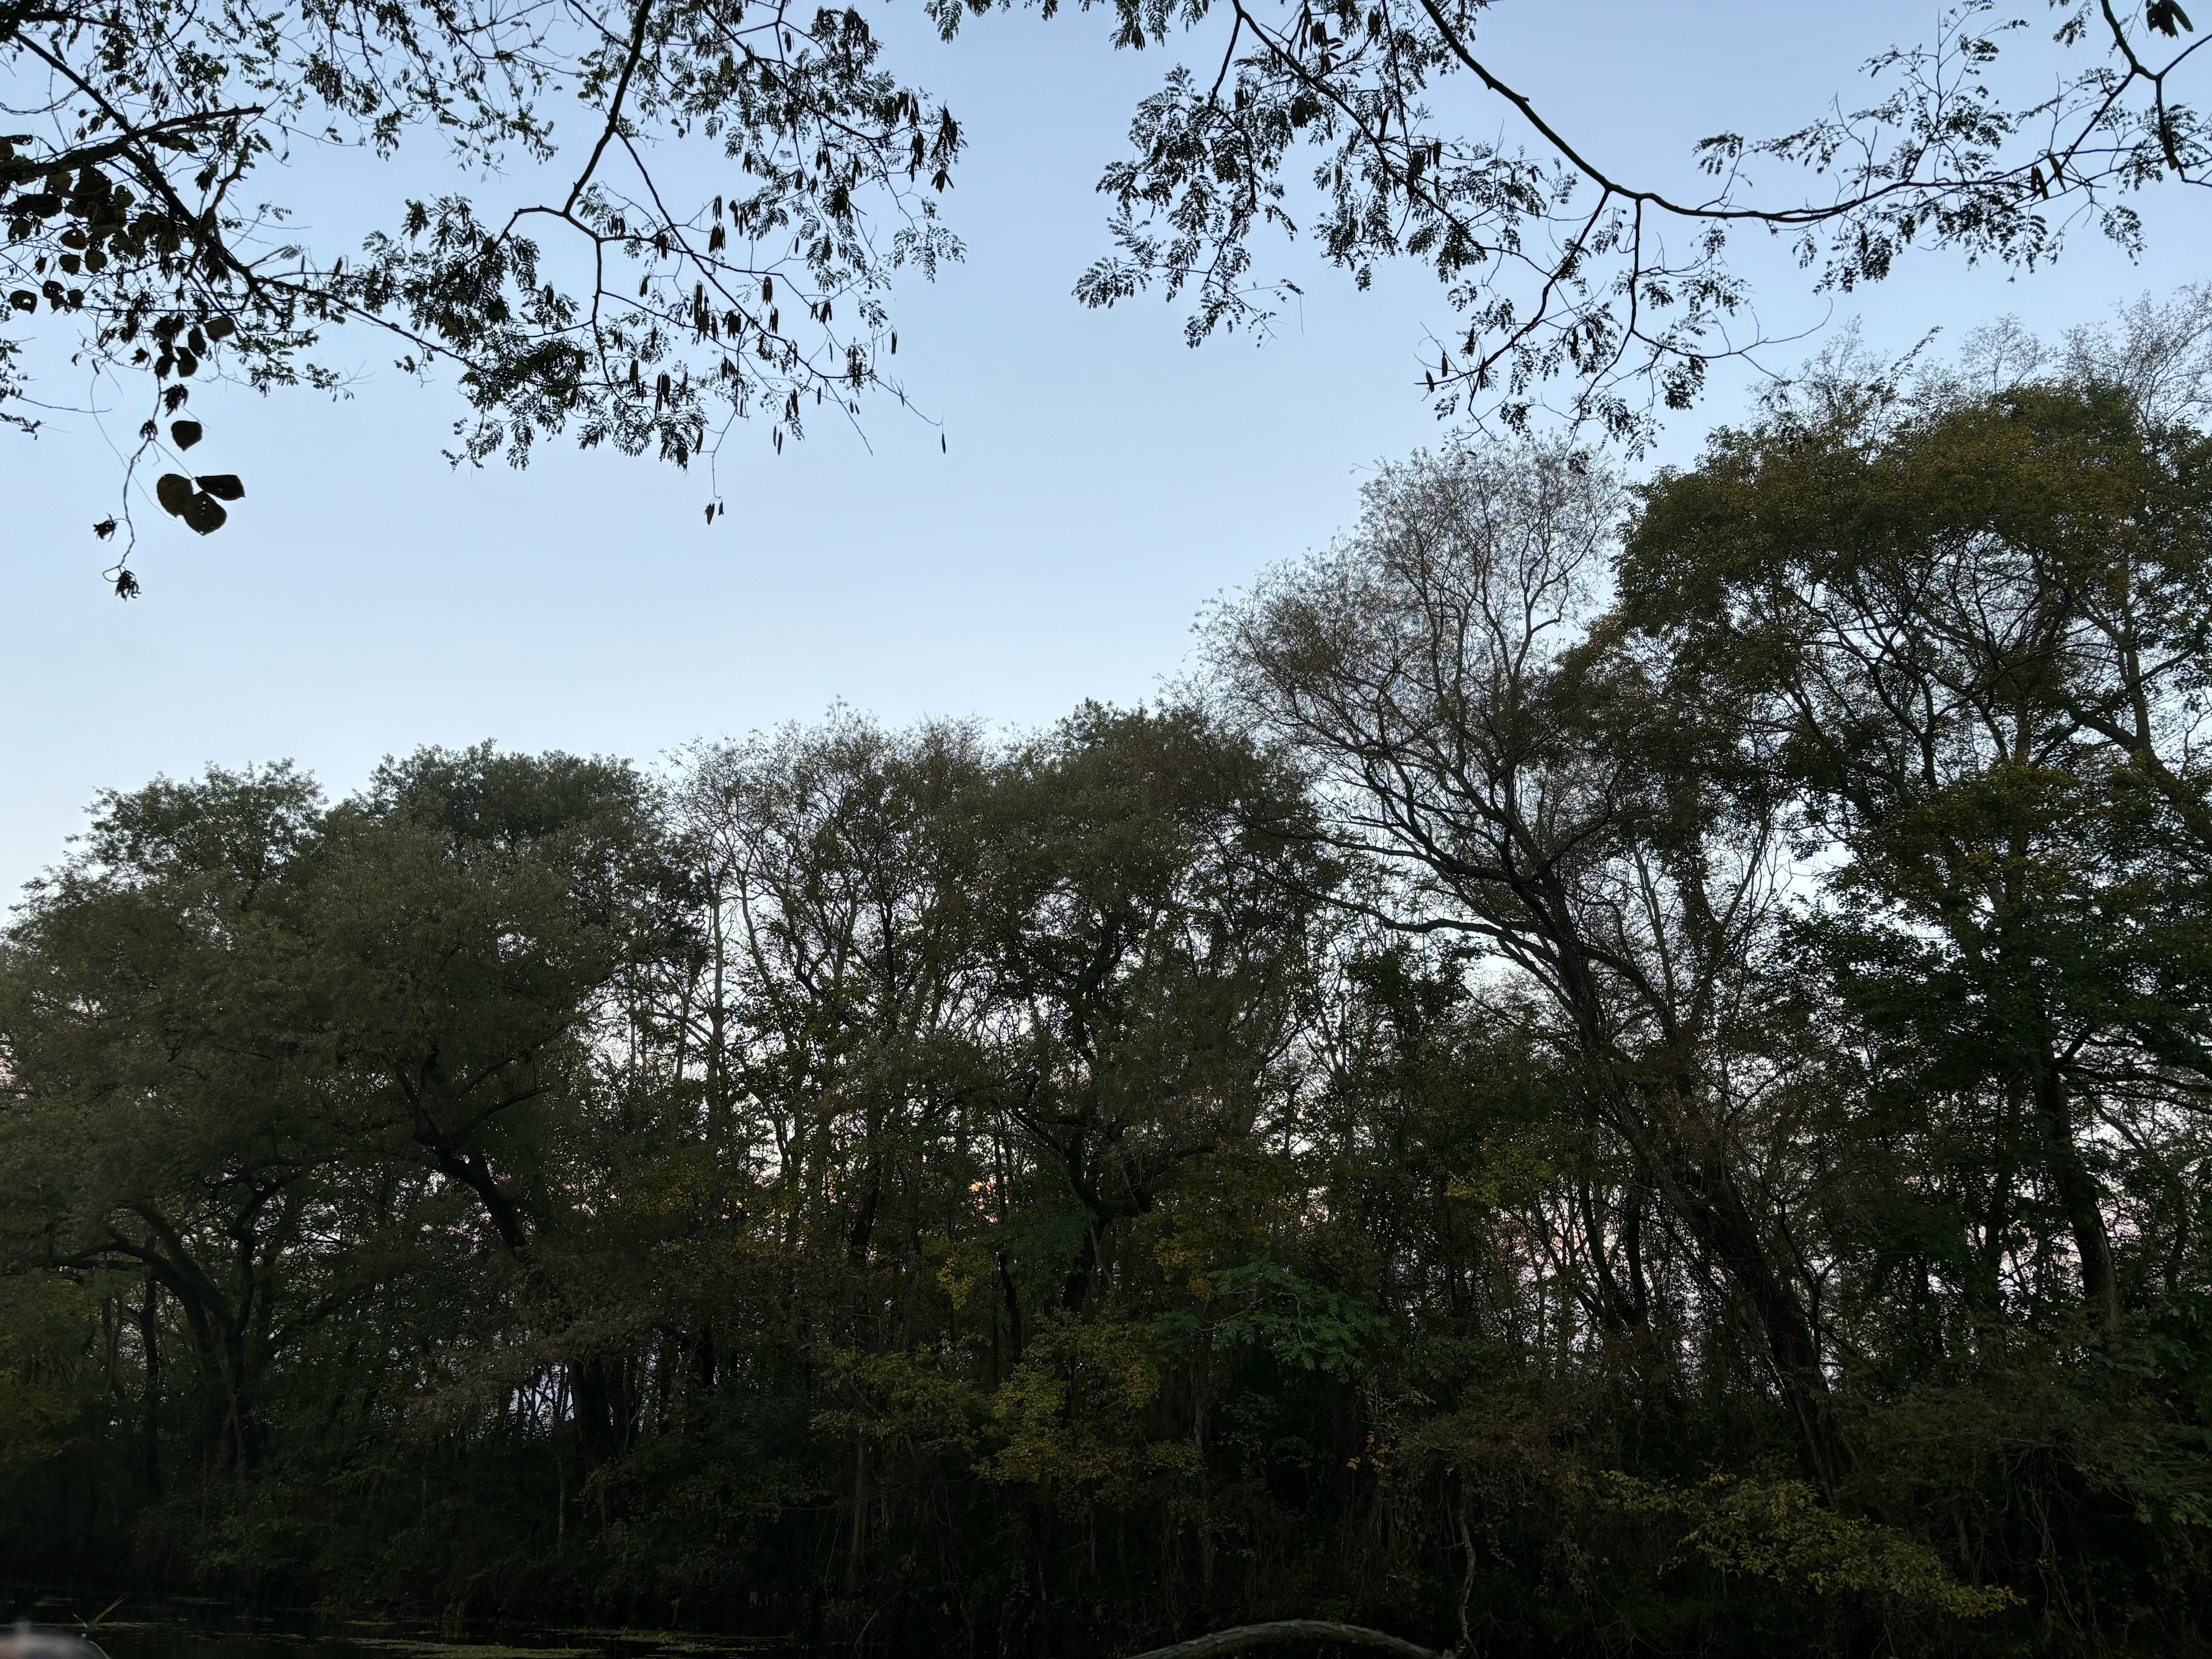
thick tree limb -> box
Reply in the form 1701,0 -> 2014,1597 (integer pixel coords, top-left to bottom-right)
1128,1623 -> 1450,1659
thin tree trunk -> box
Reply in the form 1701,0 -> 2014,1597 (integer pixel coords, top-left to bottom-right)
2034,1056 -> 2121,1332
137,1273 -> 161,1496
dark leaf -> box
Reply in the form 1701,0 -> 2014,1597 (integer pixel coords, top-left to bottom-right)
179,493 -> 228,535
194,474 -> 244,501
171,419 -> 203,449
154,473 -> 195,517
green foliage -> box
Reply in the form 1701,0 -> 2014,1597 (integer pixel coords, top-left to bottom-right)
1202,1262 -> 1385,1380
1594,1474 -> 2016,1620
7,378 -> 2212,1653
982,1318 -> 1192,1503
0,1275 -> 104,1471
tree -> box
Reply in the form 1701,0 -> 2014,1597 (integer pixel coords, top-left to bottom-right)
308,743 -> 669,1260
1205,441 -> 1854,1486
1622,373 -> 2212,1335
1609,361 -> 2212,1634
973,704 -> 1332,1317
3,0 -> 2205,591
6,393 -> 2212,1641
0,764 -> 343,1477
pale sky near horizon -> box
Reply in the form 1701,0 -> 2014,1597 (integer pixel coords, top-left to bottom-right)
5,1 -> 2208,899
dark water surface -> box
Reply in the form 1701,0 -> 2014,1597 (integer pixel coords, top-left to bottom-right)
7,1603 -> 792,1659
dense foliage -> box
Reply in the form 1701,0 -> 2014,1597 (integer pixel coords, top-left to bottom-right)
6,361 -> 2212,1655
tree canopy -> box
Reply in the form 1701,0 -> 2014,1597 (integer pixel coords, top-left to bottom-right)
2,0 -> 2206,589
5,332 -> 2211,1654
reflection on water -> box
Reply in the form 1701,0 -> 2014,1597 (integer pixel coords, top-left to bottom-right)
2,1604 -> 794,1659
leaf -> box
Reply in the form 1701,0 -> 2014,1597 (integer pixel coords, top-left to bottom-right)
154,473 -> 195,517
194,474 -> 244,501
171,419 -> 203,449
179,493 -> 228,535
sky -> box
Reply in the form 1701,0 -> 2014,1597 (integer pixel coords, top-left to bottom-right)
5,1 -> 2208,897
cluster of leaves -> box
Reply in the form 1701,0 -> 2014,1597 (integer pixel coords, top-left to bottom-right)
2,0 -> 965,588
1040,0 -> 2211,444
5,0 -> 2208,593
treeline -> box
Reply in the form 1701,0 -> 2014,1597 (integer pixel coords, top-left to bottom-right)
5,353 -> 2212,1656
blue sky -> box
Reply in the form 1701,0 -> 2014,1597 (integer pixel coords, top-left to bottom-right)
5,1 -> 2207,896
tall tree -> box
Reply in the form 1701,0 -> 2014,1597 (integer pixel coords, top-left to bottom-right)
0,764 -> 340,1475
1205,442 -> 1850,1485
1622,374 -> 2212,1335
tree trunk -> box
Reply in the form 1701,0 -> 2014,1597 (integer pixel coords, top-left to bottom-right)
2033,1056 -> 2121,1332
137,1274 -> 162,1496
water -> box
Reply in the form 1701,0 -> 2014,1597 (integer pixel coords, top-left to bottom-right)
3,1604 -> 791,1659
